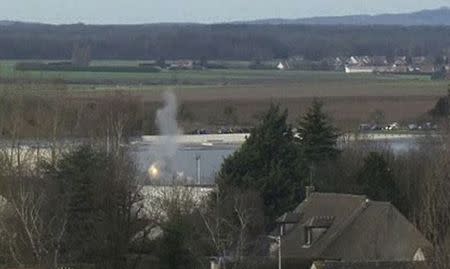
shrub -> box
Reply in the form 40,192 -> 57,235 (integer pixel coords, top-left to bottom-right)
15,64 -> 161,73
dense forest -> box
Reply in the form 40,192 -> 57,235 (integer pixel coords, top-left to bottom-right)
2,23 -> 450,60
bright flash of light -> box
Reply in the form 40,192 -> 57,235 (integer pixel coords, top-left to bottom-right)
148,163 -> 160,179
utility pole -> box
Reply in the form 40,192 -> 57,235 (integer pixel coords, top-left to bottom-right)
273,215 -> 299,269
195,154 -> 201,184
278,225 -> 284,269
268,234 -> 282,269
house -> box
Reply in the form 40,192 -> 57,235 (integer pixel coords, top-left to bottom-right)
344,56 -> 392,73
330,57 -> 345,70
392,57 -> 409,73
277,61 -> 290,70
418,64 -> 435,74
411,57 -> 427,66
372,56 -> 388,66
283,55 -> 305,69
345,65 -> 393,74
311,260 -> 429,269
345,66 -> 375,73
392,65 -> 409,73
169,60 -> 194,70
348,56 -> 360,65
394,56 -> 408,67
335,57 -> 344,66
348,56 -> 372,66
407,57 -> 436,74
270,192 -> 432,262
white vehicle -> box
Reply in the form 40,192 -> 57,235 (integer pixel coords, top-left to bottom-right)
385,122 -> 400,131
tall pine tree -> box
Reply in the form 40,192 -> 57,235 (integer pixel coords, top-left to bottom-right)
218,104 -> 306,221
46,146 -> 142,268
298,99 -> 340,163
298,99 -> 340,186
357,152 -> 400,203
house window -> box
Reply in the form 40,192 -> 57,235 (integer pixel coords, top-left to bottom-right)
302,216 -> 335,247
306,228 -> 312,245
304,227 -> 328,246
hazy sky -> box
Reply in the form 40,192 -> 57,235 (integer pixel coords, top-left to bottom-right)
2,0 -> 450,24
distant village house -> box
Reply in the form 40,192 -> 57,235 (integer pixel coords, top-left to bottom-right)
277,61 -> 290,70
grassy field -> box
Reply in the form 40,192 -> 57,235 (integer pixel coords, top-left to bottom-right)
0,60 -> 435,85
0,60 -> 447,131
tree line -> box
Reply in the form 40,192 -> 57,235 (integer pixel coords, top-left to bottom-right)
215,100 -> 450,268
2,23 -> 450,60
0,98 -> 449,269
0,83 -> 156,141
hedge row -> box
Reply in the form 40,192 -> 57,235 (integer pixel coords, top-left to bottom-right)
15,63 -> 161,73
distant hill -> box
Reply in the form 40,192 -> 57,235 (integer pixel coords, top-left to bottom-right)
0,20 -> 16,26
2,16 -> 450,60
241,7 -> 450,26
0,20 -> 43,27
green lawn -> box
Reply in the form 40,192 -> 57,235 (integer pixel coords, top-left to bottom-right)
0,61 -> 432,83
0,60 -> 443,99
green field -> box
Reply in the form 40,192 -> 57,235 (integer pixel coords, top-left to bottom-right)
0,60 -> 435,87
0,60 -> 446,131
0,60 -> 446,102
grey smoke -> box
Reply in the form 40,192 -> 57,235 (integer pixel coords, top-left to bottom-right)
155,90 -> 180,178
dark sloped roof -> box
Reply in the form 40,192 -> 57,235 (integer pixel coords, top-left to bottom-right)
305,216 -> 335,228
322,201 -> 431,261
275,192 -> 432,261
280,193 -> 370,259
313,260 -> 430,269
277,212 -> 302,224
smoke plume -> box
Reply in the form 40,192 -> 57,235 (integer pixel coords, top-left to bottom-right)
155,90 -> 180,178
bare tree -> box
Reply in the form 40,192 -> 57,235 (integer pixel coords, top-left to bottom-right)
0,167 -> 68,268
199,188 -> 265,268
102,92 -> 140,155
77,92 -> 141,155
415,138 -> 450,269
230,190 -> 265,262
48,81 -> 69,163
141,182 -> 210,268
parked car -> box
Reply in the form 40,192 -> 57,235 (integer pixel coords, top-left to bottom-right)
408,124 -> 418,130
385,122 -> 400,131
359,124 -> 371,131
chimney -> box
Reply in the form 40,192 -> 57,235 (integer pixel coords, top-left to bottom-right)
306,185 -> 315,198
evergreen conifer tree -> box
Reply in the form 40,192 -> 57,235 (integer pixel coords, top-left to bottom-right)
218,104 -> 306,221
297,99 -> 340,185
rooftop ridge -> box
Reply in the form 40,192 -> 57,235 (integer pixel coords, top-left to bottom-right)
309,192 -> 368,200
277,192 -> 376,249
293,192 -> 368,213
315,197 -> 370,253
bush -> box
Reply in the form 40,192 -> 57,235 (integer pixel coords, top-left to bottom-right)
248,63 -> 276,70
15,61 -> 47,70
429,96 -> 449,118
206,63 -> 228,69
15,64 -> 161,73
431,67 -> 447,80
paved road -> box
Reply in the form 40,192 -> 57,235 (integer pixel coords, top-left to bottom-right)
140,132 -> 438,147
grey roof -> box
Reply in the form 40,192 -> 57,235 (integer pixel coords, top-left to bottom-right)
313,261 -> 429,269
275,193 -> 432,261
305,216 -> 335,228
277,212 -> 302,224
